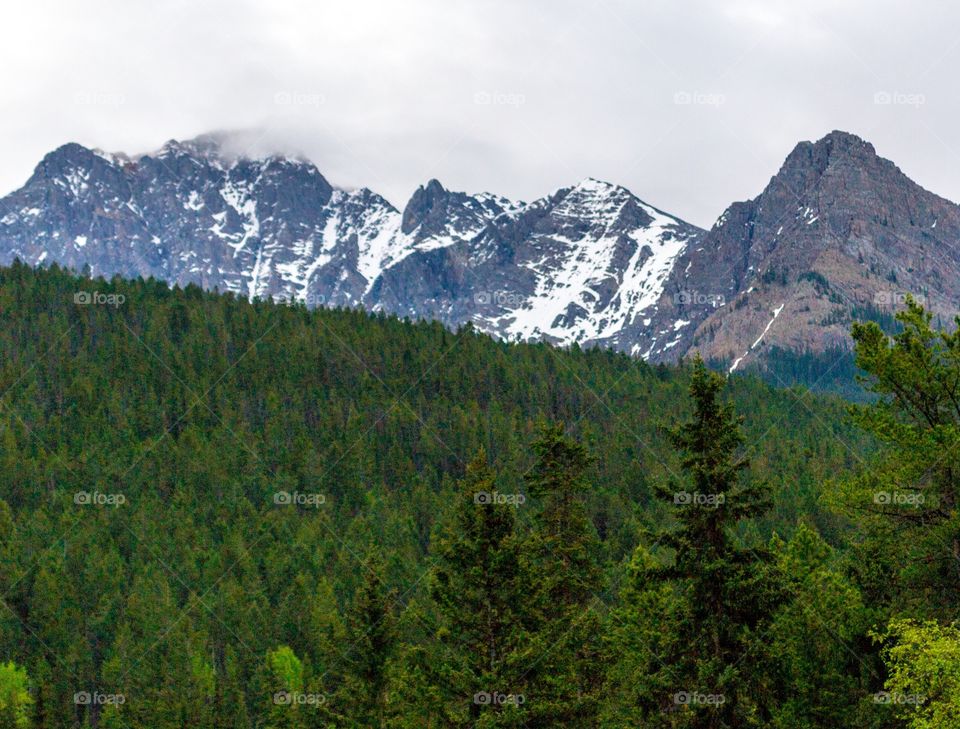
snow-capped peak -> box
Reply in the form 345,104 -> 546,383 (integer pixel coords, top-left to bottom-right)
0,134 -> 705,361
495,179 -> 699,349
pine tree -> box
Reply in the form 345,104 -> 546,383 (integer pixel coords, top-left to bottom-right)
415,449 -> 527,728
521,423 -> 604,728
336,554 -> 397,728
840,298 -> 960,615
644,358 -> 778,728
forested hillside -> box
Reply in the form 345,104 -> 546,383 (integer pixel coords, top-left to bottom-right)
0,262 -> 954,727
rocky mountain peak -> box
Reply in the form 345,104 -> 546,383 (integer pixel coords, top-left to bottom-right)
3,129 -> 959,379
766,130 -> 894,208
29,142 -> 104,183
401,178 -> 454,234
674,130 -> 960,372
399,178 -> 515,239
785,130 -> 876,168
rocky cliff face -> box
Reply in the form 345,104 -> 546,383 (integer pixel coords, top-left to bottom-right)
0,133 -> 701,355
2,130 -> 958,370
660,130 -> 960,370
374,177 -> 700,355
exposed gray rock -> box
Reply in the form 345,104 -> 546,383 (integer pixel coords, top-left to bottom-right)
3,130 -> 957,370
0,135 -> 700,357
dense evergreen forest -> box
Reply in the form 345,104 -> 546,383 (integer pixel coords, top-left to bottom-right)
0,262 -> 957,727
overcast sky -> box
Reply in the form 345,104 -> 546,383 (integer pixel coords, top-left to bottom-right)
3,0 -> 959,227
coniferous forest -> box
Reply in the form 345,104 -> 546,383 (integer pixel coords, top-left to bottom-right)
2,261 -> 960,728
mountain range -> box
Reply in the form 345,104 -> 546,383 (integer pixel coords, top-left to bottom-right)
1,129 -> 955,372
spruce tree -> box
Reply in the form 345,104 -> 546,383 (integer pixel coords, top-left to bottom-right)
645,358 -> 777,728
336,554 -> 397,728
418,449 -> 527,728
521,423 -> 604,728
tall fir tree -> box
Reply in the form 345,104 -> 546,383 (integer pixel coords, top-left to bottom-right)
644,358 -> 779,728
521,423 -> 604,728
335,553 -> 397,728
413,449 -> 528,728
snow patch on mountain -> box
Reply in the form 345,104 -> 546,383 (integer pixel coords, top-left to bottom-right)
0,134 -> 704,360
503,179 -> 694,347
729,303 -> 786,373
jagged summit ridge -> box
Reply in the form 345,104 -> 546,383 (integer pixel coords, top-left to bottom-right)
4,129 -> 955,369
0,134 -> 701,356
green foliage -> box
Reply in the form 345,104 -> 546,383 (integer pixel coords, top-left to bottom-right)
767,522 -> 879,728
0,661 -> 32,728
0,261 -> 916,727
837,298 -> 960,616
875,619 -> 960,728
641,359 -> 781,728
263,646 -> 306,729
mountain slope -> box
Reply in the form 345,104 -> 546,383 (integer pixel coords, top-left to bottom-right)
3,130 -> 959,372
0,132 -> 702,356
660,131 -> 960,371
374,177 -> 701,354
